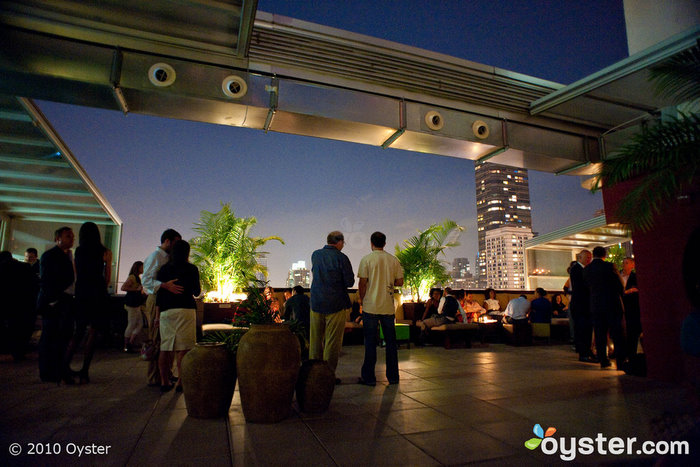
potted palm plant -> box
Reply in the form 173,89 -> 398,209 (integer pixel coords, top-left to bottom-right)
395,219 -> 464,322
191,203 -> 283,324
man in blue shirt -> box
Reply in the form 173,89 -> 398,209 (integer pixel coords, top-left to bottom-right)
310,231 -> 354,382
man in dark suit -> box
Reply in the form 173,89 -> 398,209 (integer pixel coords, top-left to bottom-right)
37,227 -> 75,383
583,246 -> 626,369
569,249 -> 596,363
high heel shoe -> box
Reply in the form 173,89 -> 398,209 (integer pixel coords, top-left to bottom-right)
78,369 -> 90,384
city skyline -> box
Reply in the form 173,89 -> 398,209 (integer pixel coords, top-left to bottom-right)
34,1 -> 626,288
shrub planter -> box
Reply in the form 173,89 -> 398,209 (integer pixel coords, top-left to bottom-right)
236,324 -> 301,423
180,342 -> 236,418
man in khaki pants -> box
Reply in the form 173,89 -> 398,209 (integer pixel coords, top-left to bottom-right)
310,231 -> 354,384
141,229 -> 183,386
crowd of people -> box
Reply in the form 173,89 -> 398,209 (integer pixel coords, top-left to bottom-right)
565,247 -> 642,371
2,222 -> 646,393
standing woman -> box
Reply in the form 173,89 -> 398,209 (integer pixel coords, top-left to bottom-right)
156,240 -> 200,392
65,221 -> 112,384
121,261 -> 145,352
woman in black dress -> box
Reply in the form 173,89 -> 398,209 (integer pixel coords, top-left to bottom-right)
65,222 -> 112,384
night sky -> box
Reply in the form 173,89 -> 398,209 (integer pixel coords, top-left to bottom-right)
36,0 -> 628,287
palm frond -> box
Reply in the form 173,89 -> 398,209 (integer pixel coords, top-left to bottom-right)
649,46 -> 700,103
395,219 -> 464,301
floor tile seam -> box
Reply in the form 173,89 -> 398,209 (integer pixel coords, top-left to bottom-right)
394,432 -> 446,466
122,392 -> 170,466
298,411 -> 342,466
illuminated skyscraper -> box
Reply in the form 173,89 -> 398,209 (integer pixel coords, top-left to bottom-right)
475,162 -> 532,288
286,260 -> 311,288
484,226 -> 533,289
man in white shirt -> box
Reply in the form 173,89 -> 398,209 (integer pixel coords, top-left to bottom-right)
357,232 -> 403,386
142,228 -> 183,386
502,295 -> 530,323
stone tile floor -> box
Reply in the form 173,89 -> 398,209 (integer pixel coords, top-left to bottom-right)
1,343 -> 697,466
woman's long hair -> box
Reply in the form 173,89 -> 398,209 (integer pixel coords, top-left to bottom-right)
170,240 -> 190,266
128,260 -> 143,277
79,221 -> 104,250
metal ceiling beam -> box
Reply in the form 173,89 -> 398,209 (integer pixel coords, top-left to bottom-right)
0,3 -> 607,175
0,135 -> 55,147
0,195 -> 100,208
17,216 -> 118,225
237,0 -> 258,58
0,110 -> 32,122
530,26 -> 700,116
0,185 -> 94,197
0,169 -> 83,184
4,207 -> 111,218
0,154 -> 71,167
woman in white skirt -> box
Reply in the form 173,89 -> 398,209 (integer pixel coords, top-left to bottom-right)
155,240 -> 200,392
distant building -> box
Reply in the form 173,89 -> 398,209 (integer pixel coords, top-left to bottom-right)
286,260 -> 311,288
449,257 -> 475,289
484,226 -> 533,290
475,162 -> 532,288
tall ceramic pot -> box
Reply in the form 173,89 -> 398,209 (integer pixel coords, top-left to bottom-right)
180,342 -> 236,419
296,359 -> 335,413
236,324 -> 301,423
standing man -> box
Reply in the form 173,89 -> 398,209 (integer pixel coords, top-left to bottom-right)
36,227 -> 75,382
142,229 -> 183,386
357,232 -> 403,386
310,231 -> 354,383
621,257 -> 641,357
584,246 -> 626,370
570,249 -> 596,363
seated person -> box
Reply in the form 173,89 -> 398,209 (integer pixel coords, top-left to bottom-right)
530,288 -> 552,323
483,288 -> 501,316
420,288 -> 463,341
282,285 -> 310,331
463,292 -> 486,322
502,294 -> 530,324
264,286 -> 281,321
421,288 -> 443,320
550,292 -> 568,318
349,300 -> 362,324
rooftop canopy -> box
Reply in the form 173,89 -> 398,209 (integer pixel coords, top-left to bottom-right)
0,95 -> 122,288
2,1 -> 696,178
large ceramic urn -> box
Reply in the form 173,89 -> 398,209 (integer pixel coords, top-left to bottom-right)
296,359 -> 335,413
236,324 -> 301,423
180,342 -> 236,418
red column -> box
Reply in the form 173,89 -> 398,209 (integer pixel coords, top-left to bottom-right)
603,179 -> 700,382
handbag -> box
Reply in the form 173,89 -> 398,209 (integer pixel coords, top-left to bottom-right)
140,340 -> 158,361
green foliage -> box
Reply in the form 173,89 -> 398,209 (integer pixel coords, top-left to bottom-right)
394,219 -> 464,302
190,203 -> 283,297
605,244 -> 626,271
648,47 -> 700,104
593,46 -> 700,232
231,280 -> 309,352
233,280 -> 281,326
199,328 -> 248,355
